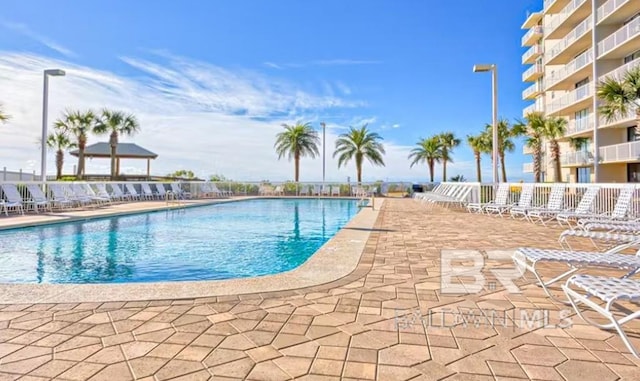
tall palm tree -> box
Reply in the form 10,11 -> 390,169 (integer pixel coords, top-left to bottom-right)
0,103 -> 9,123
46,131 -> 76,180
543,116 -> 568,182
274,122 -> 320,182
94,109 -> 140,179
466,133 -> 489,182
334,125 -> 385,183
521,112 -> 546,183
408,137 -> 443,182
54,110 -> 97,179
438,132 -> 460,182
484,119 -> 525,182
597,65 -> 640,133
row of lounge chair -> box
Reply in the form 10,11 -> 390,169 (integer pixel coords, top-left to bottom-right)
257,184 -> 372,197
0,182 -> 203,216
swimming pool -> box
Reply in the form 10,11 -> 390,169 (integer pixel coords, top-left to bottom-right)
0,199 -> 360,284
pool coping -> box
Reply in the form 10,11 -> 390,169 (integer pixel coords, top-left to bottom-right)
0,197 -> 383,304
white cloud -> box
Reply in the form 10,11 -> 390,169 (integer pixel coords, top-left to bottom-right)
263,59 -> 381,70
1,22 -> 76,57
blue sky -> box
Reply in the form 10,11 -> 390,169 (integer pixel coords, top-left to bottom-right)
0,0 -> 541,181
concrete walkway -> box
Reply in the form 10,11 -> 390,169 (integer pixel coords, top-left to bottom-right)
0,199 -> 638,380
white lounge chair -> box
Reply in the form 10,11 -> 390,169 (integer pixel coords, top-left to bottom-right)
3,183 -> 50,213
110,184 -> 131,201
563,275 -> 640,358
25,184 -> 53,212
554,186 -> 601,227
155,183 -> 168,199
468,183 -> 511,215
170,183 -> 192,199
0,184 -> 25,215
300,185 -> 309,196
312,185 -> 321,196
509,184 -> 535,219
513,245 -> 640,303
526,184 -> 566,225
210,183 -> 228,197
321,185 -> 330,196
81,183 -> 111,205
141,183 -> 158,200
577,186 -> 636,227
331,186 -> 340,196
125,183 -> 142,200
70,184 -> 103,206
94,183 -> 117,202
47,184 -> 75,209
559,229 -> 640,251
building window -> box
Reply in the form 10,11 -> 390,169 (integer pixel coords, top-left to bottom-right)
574,108 -> 589,132
576,167 -> 591,183
624,50 -> 640,64
575,78 -> 589,88
624,12 -> 640,25
628,163 -> 640,182
628,127 -> 640,142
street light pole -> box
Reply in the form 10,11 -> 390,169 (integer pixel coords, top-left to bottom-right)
40,69 -> 66,182
321,122 -> 326,185
473,64 -> 499,183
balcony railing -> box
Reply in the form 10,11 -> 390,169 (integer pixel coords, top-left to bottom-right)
598,16 -> 640,58
600,109 -> 636,127
523,63 -> 544,82
599,56 -> 640,81
523,101 -> 545,117
523,162 -> 534,173
523,83 -> 543,99
545,48 -> 593,89
522,26 -> 544,46
599,140 -> 640,163
565,116 -> 595,135
547,17 -> 592,61
597,0 -> 632,23
561,150 -> 593,166
546,0 -> 588,35
547,84 -> 593,114
522,45 -> 543,64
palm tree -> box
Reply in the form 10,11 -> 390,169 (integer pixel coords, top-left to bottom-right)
521,112 -> 546,183
484,119 -> 525,182
334,125 -> 385,183
274,122 -> 320,182
438,132 -> 460,182
46,131 -> 76,180
466,133 -> 490,182
94,109 -> 140,179
449,174 -> 466,182
543,116 -> 568,182
597,65 -> 640,133
408,137 -> 443,182
54,110 -> 97,179
0,103 -> 9,123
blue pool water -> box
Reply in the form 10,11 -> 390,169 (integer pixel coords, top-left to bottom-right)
0,199 -> 360,284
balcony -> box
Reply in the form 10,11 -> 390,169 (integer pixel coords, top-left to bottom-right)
523,100 -> 545,117
522,45 -> 543,64
565,115 -> 595,137
523,82 -> 543,100
523,162 -> 534,173
546,17 -> 592,65
561,150 -> 594,167
522,11 -> 543,29
522,26 -> 544,47
597,16 -> 640,59
545,48 -> 593,90
544,0 -> 571,14
597,0 -> 636,25
547,83 -> 593,115
523,63 -> 544,82
600,109 -> 637,129
599,140 -> 640,163
545,0 -> 591,39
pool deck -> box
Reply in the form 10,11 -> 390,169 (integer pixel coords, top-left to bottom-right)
0,198 -> 638,380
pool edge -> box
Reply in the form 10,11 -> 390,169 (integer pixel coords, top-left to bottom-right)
0,198 -> 383,304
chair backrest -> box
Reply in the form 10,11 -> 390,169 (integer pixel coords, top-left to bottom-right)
49,184 -> 68,199
72,184 -> 88,196
574,186 -> 600,214
170,183 -> 182,193
331,186 -> 340,195
155,183 -> 166,195
456,186 -> 473,202
141,183 -> 154,195
1,184 -> 23,203
125,183 -> 138,195
26,184 -> 47,202
95,183 -> 110,197
611,186 -> 635,219
111,184 -> 125,197
493,183 -> 510,205
83,184 -> 98,196
546,184 -> 566,210
517,184 -> 534,207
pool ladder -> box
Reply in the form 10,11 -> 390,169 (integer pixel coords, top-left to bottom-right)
165,191 -> 185,209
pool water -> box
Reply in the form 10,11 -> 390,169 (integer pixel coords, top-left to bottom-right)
0,199 -> 360,284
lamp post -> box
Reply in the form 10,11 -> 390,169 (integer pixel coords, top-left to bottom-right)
40,69 -> 66,182
473,64 -> 499,183
321,121 -> 326,186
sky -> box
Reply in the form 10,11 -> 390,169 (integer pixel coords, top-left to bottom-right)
0,0 -> 542,182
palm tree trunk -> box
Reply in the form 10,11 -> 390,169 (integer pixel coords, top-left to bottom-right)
428,160 -> 434,183
56,150 -> 63,180
551,140 -> 562,182
442,159 -> 447,182
110,131 -> 118,179
294,151 -> 300,182
533,147 -> 541,183
356,154 -> 363,183
77,135 -> 86,179
499,151 -> 507,182
474,152 -> 481,182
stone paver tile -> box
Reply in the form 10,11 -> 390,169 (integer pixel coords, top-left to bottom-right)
165,332 -> 198,345
155,359 -> 205,380
310,359 -> 343,377
207,312 -> 235,324
209,357 -> 255,378
317,345 -> 347,361
0,373 -> 20,381
7,331 -> 48,345
219,333 -> 257,350
273,356 -> 312,378
247,360 -> 290,381
378,344 -> 430,366
377,364 -> 421,380
556,359 -> 619,381
128,356 -> 168,378
133,327 -> 175,343
174,345 -> 212,362
87,361 -> 133,381
246,345 -> 282,363
203,348 -> 247,367
347,347 -> 377,363
101,332 -> 134,347
0,346 -> 50,364
487,361 -> 528,379
120,340 -> 158,359
0,354 -> 51,375
520,364 -> 564,381
343,361 -> 376,380
271,333 -> 310,350
28,359 -> 76,378
54,343 -> 102,362
55,335 -> 101,352
0,343 -> 23,358
146,343 -> 184,359
57,362 -> 106,381
511,344 -> 567,366
85,346 -> 126,364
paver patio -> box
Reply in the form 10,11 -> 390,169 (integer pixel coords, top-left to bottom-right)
0,198 -> 639,380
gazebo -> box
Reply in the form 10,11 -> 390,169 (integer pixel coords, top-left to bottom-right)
70,142 -> 158,177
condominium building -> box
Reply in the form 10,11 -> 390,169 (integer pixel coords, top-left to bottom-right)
521,0 -> 640,182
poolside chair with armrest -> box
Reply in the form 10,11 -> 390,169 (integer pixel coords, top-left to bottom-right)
563,275 -> 640,358
467,183 -> 510,214
525,184 -> 567,225
508,184 -> 535,219
70,184 -> 103,206
47,184 -> 76,209
80,183 -> 111,205
110,184 -> 131,201
94,183 -> 118,202
576,186 -> 636,227
554,186 -> 601,227
0,184 -> 25,215
3,183 -> 50,213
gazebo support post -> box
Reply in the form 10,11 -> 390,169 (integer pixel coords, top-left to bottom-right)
146,159 -> 150,178
116,158 -> 120,177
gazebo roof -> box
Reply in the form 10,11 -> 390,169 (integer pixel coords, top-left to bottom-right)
70,142 -> 158,159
